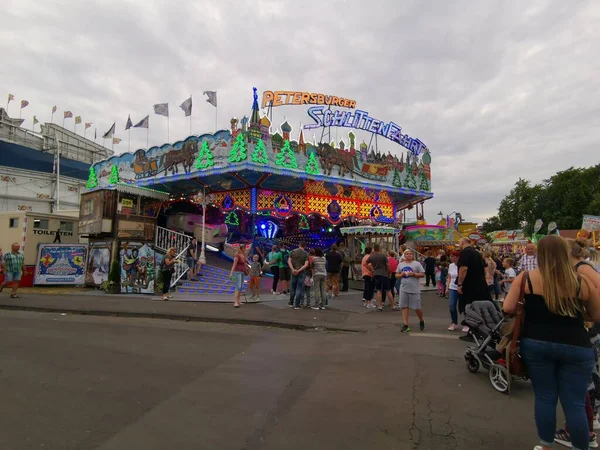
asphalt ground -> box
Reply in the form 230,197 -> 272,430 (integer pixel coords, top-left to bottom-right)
0,290 -> 545,450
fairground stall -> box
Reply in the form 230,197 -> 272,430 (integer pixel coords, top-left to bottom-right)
404,224 -> 463,255
489,230 -> 529,254
79,88 -> 434,296
340,225 -> 400,289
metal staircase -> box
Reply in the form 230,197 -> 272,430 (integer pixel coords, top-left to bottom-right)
155,226 -> 192,288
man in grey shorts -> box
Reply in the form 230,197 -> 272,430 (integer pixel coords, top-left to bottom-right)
396,249 -> 426,333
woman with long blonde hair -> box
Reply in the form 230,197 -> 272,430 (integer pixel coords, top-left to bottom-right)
504,235 -> 600,450
160,247 -> 177,301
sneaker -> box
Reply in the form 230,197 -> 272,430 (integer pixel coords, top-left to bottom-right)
288,304 -> 294,308
462,326 -> 469,333
311,306 -> 320,310
401,324 -> 411,333
255,297 -> 261,302
320,306 -> 326,310
554,429 -> 571,448
448,324 -> 458,331
420,321 -> 425,331
377,307 -> 383,312
294,307 -> 300,310
591,433 -> 598,448
366,303 -> 376,309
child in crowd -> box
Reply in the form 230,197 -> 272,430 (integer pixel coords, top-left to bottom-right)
440,262 -> 448,298
435,263 -> 444,296
248,254 -> 262,301
500,258 -> 516,299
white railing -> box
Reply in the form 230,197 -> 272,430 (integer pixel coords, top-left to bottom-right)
155,226 -> 192,253
155,226 -> 193,288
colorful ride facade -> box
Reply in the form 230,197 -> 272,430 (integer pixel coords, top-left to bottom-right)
83,89 -> 434,243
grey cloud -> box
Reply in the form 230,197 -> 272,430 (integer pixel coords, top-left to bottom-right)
2,0 -> 598,224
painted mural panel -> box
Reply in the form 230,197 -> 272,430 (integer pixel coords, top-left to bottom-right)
35,244 -> 88,285
89,125 -> 433,196
119,242 -> 159,294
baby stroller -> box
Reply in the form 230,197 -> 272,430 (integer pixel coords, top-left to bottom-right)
463,300 -> 526,394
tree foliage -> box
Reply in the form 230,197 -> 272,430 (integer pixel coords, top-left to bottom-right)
482,165 -> 600,235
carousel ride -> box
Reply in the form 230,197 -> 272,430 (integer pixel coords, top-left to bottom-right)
80,88 -> 434,296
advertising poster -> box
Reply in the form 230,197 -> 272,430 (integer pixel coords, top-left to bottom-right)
86,242 -> 111,286
582,215 -> 600,232
120,242 -> 160,294
35,244 -> 88,285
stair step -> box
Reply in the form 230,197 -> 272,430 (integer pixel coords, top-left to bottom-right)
177,287 -> 245,295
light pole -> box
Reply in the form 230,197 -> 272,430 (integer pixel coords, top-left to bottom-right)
199,185 -> 207,265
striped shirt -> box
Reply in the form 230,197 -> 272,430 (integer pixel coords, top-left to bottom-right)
311,256 -> 327,276
518,254 -> 538,272
4,252 -> 24,273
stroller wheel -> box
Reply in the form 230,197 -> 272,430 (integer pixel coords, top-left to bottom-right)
466,357 -> 480,373
489,364 -> 510,394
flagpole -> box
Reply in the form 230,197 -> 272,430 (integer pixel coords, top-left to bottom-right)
128,128 -> 131,152
146,127 -> 149,149
215,105 -> 218,133
189,94 -> 192,135
167,115 -> 170,142
51,111 -> 54,124
62,117 -> 65,128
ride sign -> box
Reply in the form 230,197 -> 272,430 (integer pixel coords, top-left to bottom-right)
303,106 -> 426,156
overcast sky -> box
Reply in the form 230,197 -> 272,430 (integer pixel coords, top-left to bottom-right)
2,0 -> 599,224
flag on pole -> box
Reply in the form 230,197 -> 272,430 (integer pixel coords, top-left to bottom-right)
33,116 -> 39,125
75,116 -> 82,124
113,137 -> 122,145
153,103 -> 169,117
180,96 -> 192,116
8,94 -> 14,104
64,111 -> 73,119
203,91 -> 217,107
134,115 -> 149,128
125,115 -> 133,130
85,122 -> 92,129
21,100 -> 29,109
103,122 -> 115,138
52,105 -> 57,114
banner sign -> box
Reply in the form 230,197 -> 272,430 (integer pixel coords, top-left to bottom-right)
35,244 -> 88,285
262,91 -> 356,109
582,215 -> 600,231
490,229 -> 527,242
303,107 -> 426,155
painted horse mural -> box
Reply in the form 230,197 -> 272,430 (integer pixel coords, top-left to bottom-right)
316,143 -> 356,178
160,140 -> 197,176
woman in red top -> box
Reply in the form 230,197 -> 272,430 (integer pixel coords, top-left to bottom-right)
229,245 -> 248,308
388,251 -> 400,297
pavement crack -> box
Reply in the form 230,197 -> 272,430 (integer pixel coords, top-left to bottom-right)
409,356 -> 422,448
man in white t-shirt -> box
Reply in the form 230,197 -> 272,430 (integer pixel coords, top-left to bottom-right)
396,249 -> 425,333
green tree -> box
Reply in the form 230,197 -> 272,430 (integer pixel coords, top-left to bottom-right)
418,172 -> 429,191
480,216 -> 504,234
392,169 -> 402,188
194,141 -> 214,169
533,166 -> 600,231
496,178 -> 541,234
86,166 -> 98,189
109,165 -> 120,184
299,215 -> 309,230
228,134 -> 247,163
305,151 -> 319,175
404,168 -> 417,189
225,211 -> 239,226
251,139 -> 268,164
275,140 -> 297,169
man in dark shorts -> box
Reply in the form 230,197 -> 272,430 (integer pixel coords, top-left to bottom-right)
325,244 -> 343,300
367,244 -> 395,311
456,238 -> 491,339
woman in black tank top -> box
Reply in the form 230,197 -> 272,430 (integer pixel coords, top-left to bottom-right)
503,235 -> 600,450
